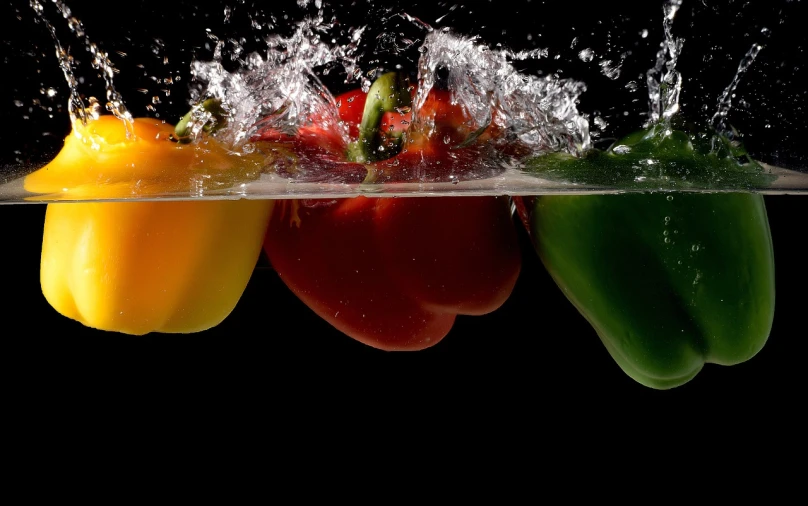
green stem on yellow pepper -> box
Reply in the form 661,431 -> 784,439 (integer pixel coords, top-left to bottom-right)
174,98 -> 227,143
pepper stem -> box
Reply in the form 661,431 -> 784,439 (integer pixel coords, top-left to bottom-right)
173,98 -> 227,143
347,72 -> 412,163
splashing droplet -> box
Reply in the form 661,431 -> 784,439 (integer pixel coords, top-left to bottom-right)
578,48 -> 594,62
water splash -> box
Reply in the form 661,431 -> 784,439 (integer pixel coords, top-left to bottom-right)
188,11 -> 590,169
189,7 -> 365,148
30,0 -> 134,135
646,0 -> 770,145
414,31 -> 589,155
646,0 -> 684,126
711,42 -> 765,135
29,0 -> 86,126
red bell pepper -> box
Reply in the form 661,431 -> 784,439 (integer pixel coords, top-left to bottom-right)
254,73 -> 504,185
260,73 -> 521,351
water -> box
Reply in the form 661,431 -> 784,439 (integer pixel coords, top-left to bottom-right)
0,0 -> 805,202
29,0 -> 134,133
186,17 -> 590,176
646,0 -> 684,126
187,8 -> 364,149
711,41 -> 765,136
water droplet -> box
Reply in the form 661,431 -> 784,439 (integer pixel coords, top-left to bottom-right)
666,195 -> 674,201
578,48 -> 594,62
640,29 -> 649,38
593,116 -> 608,130
691,244 -> 700,252
599,59 -> 621,80
612,144 -> 631,154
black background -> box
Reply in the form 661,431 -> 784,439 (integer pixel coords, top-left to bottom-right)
1,0 -> 806,415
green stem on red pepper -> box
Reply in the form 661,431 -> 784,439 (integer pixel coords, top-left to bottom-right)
346,72 -> 412,164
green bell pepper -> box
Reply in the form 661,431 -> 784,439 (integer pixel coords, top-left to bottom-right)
520,127 -> 775,389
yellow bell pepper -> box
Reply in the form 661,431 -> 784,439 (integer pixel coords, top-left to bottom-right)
24,115 -> 262,198
25,115 -> 273,335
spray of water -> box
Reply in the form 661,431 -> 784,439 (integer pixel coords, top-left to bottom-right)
187,11 -> 590,171
711,42 -> 765,135
414,31 -> 589,156
646,0 -> 684,127
189,8 -> 366,149
27,0 -> 594,188
30,0 -> 134,136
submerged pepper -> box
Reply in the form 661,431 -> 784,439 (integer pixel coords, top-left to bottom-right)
517,127 -> 775,389
25,115 -> 273,334
260,73 -> 521,351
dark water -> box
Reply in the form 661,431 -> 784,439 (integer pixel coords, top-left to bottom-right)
2,196 -> 805,404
